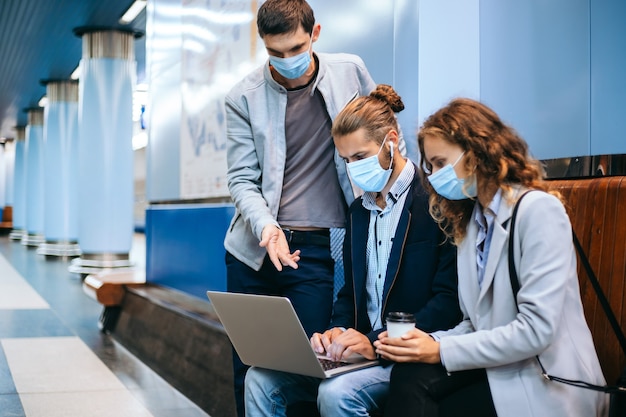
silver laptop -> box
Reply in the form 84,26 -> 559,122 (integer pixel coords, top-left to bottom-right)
206,291 -> 379,378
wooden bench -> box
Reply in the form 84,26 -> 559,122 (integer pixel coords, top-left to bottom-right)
547,176 -> 626,385
83,269 -> 146,306
82,269 -> 146,331
0,205 -> 12,230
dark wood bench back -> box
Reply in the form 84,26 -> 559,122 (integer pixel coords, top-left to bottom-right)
547,176 -> 626,384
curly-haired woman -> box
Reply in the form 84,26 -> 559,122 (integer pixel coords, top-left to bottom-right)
375,98 -> 608,417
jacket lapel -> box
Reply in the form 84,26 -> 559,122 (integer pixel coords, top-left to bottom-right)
478,217 -> 509,300
350,204 -> 370,299
383,190 -> 412,300
459,207 -> 481,309
478,188 -> 521,301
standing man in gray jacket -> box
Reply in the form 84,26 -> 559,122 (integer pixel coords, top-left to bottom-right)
223,1 -> 383,415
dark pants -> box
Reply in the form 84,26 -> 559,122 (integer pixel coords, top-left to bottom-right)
385,362 -> 497,417
225,244 -> 335,417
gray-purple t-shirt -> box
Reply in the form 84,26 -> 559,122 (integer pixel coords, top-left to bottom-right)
277,80 -> 347,228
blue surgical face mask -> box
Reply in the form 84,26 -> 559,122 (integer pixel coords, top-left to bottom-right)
268,39 -> 312,79
427,152 -> 477,200
346,135 -> 394,192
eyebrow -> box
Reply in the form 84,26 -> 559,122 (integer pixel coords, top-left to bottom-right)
266,41 -> 307,56
346,150 -> 367,160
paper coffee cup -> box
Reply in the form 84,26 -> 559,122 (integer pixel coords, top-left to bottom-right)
386,312 -> 415,338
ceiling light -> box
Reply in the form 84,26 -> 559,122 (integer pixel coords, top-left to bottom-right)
38,96 -> 48,108
70,64 -> 80,80
119,0 -> 147,24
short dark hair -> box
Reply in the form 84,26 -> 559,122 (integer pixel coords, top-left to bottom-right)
257,0 -> 315,38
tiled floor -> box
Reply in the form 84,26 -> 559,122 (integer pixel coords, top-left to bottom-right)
0,234 -> 211,417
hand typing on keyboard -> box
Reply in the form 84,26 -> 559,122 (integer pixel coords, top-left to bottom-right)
310,327 -> 377,362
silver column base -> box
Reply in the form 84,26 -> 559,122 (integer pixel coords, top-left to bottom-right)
37,241 -> 82,258
21,233 -> 45,247
9,229 -> 24,241
69,252 -> 135,275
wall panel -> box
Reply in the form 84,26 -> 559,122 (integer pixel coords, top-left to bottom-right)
418,0 -> 480,132
145,0 -> 182,202
480,0 -> 590,159
590,0 -> 626,156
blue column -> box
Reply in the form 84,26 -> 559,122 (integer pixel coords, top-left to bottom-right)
22,108 -> 45,246
70,28 -> 141,274
9,127 -> 25,240
37,80 -> 81,257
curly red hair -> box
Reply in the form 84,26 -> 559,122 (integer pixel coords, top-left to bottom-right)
417,98 -> 557,243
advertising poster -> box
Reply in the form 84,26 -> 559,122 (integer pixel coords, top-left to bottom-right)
180,0 -> 264,198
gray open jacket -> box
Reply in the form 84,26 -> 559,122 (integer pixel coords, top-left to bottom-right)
223,52 -> 376,271
432,188 -> 608,416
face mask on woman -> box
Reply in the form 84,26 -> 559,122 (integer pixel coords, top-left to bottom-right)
428,152 -> 477,200
347,135 -> 394,192
269,39 -> 312,79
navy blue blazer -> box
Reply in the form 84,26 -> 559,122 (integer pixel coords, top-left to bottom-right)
330,166 -> 461,344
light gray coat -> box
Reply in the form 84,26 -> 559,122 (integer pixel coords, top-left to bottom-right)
432,188 -> 608,416
223,53 -> 376,270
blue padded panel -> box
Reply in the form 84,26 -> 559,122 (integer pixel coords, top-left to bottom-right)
145,204 -> 235,300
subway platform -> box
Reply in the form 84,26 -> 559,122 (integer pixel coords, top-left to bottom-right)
0,233 -> 211,417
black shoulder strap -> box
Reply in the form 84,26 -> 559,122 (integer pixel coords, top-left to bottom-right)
508,190 -> 626,356
507,191 -> 531,298
572,232 -> 626,355
507,190 -> 626,392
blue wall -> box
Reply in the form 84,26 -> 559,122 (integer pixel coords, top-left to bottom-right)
480,0 -> 590,159
145,204 -> 234,299
417,0 -> 480,146
145,0 -> 182,202
590,0 -> 626,155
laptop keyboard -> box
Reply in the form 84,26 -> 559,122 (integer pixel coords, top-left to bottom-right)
318,358 -> 350,371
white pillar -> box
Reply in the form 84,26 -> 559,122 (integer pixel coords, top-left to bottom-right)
9,127 -> 25,240
22,109 -> 45,247
70,27 -> 141,274
38,79 -> 81,257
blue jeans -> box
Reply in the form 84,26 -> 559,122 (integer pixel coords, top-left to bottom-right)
226,246 -> 335,417
245,365 -> 393,417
